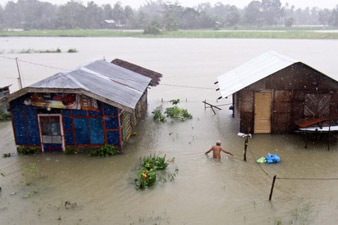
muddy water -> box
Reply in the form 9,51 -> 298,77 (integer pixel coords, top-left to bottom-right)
1,38 -> 338,225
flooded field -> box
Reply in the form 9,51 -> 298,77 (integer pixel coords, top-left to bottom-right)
1,37 -> 338,224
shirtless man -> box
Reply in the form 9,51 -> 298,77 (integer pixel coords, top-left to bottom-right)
205,141 -> 233,159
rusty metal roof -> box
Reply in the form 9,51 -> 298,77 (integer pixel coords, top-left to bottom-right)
8,60 -> 151,112
112,59 -> 162,87
217,51 -> 297,98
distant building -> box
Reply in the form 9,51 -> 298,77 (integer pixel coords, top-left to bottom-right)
0,85 -> 11,114
8,60 -> 162,152
217,51 -> 338,134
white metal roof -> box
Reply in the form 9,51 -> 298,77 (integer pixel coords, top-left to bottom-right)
8,60 -> 152,112
217,51 -> 298,98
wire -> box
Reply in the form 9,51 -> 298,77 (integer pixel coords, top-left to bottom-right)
247,145 -> 271,177
161,83 -> 215,90
0,55 -> 72,71
277,177 -> 338,181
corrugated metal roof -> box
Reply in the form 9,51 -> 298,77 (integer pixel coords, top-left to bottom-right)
9,60 -> 151,111
217,51 -> 297,98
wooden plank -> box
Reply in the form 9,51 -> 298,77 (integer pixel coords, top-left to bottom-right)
254,92 -> 272,134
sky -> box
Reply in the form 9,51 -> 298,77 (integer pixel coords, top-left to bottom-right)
1,0 -> 337,9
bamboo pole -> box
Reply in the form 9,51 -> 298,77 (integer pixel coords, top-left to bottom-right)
269,175 -> 277,201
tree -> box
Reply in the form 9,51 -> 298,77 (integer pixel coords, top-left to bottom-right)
143,20 -> 161,34
261,0 -> 284,25
284,17 -> 294,27
244,1 -> 263,25
330,5 -> 338,26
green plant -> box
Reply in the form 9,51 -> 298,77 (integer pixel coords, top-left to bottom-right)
23,163 -> 40,185
64,147 -> 78,155
0,172 -> 4,192
90,145 -> 120,157
170,99 -> 180,105
135,168 -> 157,190
165,106 -> 192,121
2,153 -> 11,158
0,112 -> 11,121
152,107 -> 166,122
67,48 -> 78,53
135,153 -> 177,190
18,146 -> 40,155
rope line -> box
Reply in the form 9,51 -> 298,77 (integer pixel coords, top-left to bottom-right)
277,177 -> 338,181
161,83 -> 215,90
247,145 -> 271,177
0,55 -> 72,71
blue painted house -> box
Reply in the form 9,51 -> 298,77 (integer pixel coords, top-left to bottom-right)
8,59 -> 162,152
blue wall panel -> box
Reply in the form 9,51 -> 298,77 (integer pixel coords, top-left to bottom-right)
88,101 -> 102,116
10,99 -> 27,145
104,116 -> 119,129
62,109 -> 71,116
63,117 -> 72,130
74,118 -> 89,144
89,118 -> 104,144
72,110 -> 87,116
104,104 -> 117,116
106,131 -> 120,146
65,130 -> 74,145
24,105 -> 40,145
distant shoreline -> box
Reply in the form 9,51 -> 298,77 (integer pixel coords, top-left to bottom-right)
1,29 -> 338,39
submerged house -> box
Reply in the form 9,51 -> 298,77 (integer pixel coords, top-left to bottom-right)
8,59 -> 162,152
0,85 -> 11,114
217,51 -> 338,134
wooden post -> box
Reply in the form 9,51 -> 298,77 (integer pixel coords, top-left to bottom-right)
243,136 -> 248,161
269,175 -> 277,201
15,57 -> 23,89
328,118 -> 331,151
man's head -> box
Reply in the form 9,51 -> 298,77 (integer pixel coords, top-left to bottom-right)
216,140 -> 221,146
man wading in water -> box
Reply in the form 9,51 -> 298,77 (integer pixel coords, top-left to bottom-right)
205,141 -> 233,159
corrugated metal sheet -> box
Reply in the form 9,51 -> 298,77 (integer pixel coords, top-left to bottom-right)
217,51 -> 297,98
9,60 -> 152,111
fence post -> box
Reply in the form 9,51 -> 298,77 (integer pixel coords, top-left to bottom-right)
269,175 -> 277,201
243,136 -> 248,162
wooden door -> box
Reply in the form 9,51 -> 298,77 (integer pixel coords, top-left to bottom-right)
254,92 -> 272,134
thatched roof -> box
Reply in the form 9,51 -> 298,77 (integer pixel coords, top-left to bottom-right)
111,59 -> 162,87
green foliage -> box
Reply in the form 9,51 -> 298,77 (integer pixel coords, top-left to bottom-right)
2,153 -> 11,158
67,48 -> 78,53
18,146 -> 40,155
165,106 -> 192,121
0,112 -> 11,121
142,154 -> 168,171
64,147 -> 78,155
89,145 -> 120,157
152,107 -> 166,122
23,163 -> 40,185
135,153 -> 177,190
169,99 -> 180,105
143,20 -> 161,35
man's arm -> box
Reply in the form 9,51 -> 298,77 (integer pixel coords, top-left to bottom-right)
221,148 -> 233,156
205,147 -> 213,154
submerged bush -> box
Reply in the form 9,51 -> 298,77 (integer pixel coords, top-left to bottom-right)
152,107 -> 166,122
90,145 -> 120,157
134,153 -> 177,190
18,146 -> 40,155
64,147 -> 78,155
165,106 -> 192,120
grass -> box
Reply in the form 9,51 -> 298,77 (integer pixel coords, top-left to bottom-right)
1,29 -> 338,39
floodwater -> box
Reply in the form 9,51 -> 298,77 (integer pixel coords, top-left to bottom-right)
1,37 -> 338,225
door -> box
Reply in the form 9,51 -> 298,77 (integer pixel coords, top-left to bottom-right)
38,115 -> 64,152
254,92 -> 272,134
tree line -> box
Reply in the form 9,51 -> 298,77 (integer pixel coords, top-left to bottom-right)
0,0 -> 338,30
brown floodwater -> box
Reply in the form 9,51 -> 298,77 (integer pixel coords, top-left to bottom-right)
1,37 -> 338,225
